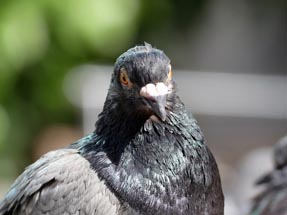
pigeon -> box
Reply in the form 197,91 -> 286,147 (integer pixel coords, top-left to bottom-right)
0,43 -> 224,215
250,135 -> 287,215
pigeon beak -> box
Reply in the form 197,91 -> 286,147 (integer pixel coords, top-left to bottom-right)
150,94 -> 167,121
140,83 -> 168,121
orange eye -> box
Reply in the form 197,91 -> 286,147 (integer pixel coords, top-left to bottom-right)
167,65 -> 172,81
119,69 -> 130,86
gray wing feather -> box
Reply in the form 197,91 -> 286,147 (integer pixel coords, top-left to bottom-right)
250,167 -> 287,215
0,149 -> 120,215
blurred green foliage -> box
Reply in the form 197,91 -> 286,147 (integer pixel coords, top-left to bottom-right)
0,0 -> 140,177
0,0 -> 207,177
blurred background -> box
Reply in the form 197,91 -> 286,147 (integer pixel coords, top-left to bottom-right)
0,0 -> 286,214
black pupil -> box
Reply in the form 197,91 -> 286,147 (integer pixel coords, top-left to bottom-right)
121,74 -> 127,83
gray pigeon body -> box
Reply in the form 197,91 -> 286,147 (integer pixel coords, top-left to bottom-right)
0,148 -> 125,215
0,44 -> 224,215
250,135 -> 287,215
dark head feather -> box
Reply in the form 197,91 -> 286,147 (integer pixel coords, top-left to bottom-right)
114,44 -> 170,87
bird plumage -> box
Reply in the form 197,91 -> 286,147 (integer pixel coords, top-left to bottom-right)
250,135 -> 287,215
0,148 -> 121,215
0,43 -> 224,215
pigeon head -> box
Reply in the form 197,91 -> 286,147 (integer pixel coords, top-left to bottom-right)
108,43 -> 174,122
274,135 -> 287,169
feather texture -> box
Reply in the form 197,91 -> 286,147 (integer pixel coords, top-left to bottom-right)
0,44 -> 224,215
250,136 -> 287,215
0,148 -> 122,215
